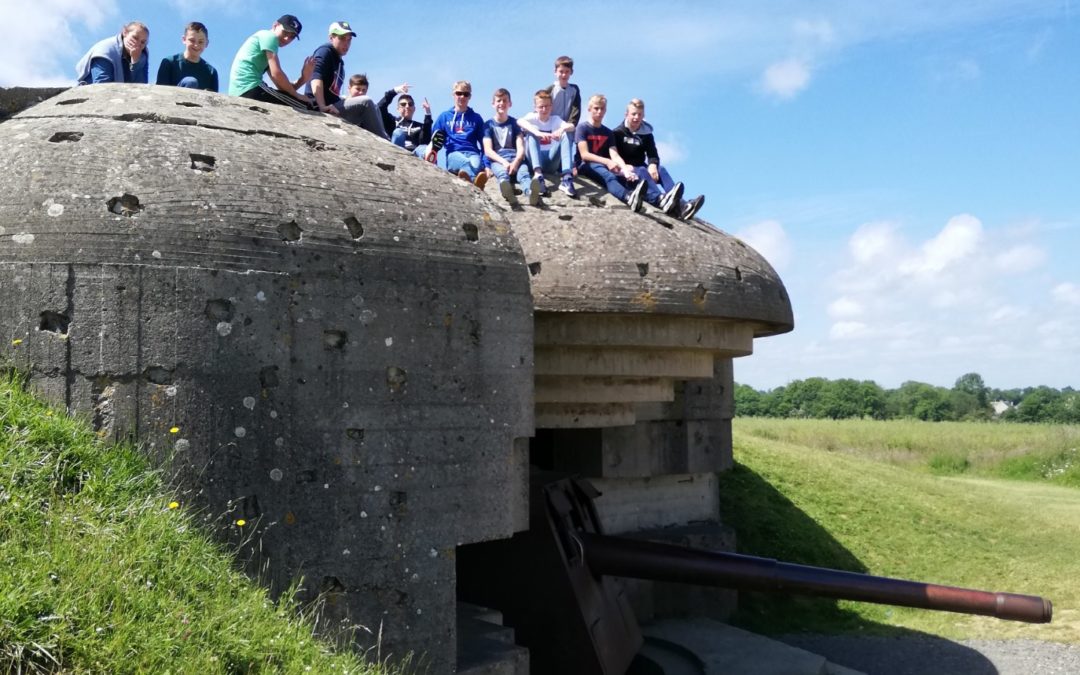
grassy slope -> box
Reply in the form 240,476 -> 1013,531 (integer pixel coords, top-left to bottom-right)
0,376 -> 386,674
724,419 -> 1080,643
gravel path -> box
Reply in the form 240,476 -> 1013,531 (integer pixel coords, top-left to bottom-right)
777,635 -> 1080,675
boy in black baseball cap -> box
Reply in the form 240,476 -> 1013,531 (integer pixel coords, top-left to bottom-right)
228,15 -> 315,109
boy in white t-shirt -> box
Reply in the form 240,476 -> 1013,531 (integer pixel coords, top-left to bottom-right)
518,89 -> 577,197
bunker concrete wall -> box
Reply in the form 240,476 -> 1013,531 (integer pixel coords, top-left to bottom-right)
0,84 -> 534,671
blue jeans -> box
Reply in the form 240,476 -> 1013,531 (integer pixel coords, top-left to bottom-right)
579,162 -> 638,202
634,165 -> 676,206
392,129 -> 429,158
490,150 -> 533,192
526,134 -> 574,176
447,150 -> 482,178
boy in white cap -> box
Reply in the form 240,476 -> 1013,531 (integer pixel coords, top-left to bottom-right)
305,21 -> 389,139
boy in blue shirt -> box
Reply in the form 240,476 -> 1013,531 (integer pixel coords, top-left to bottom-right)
426,81 -> 487,190
156,22 -> 218,91
482,89 -> 542,206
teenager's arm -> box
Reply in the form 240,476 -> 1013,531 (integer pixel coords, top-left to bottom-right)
482,136 -> 507,167
266,50 -> 303,97
420,113 -> 433,144
568,86 -> 581,126
155,58 -> 173,86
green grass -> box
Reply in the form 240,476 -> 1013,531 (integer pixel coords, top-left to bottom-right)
724,418 -> 1080,642
0,374 -> 389,673
735,417 -> 1080,485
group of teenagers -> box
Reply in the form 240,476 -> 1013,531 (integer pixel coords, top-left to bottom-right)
75,15 -> 704,221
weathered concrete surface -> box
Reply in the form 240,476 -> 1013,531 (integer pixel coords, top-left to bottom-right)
0,86 -> 66,120
0,84 -> 533,671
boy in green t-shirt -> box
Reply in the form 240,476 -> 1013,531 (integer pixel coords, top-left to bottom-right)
228,14 -> 314,108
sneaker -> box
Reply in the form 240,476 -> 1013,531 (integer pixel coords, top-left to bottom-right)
457,170 -> 471,182
559,175 -> 577,198
534,173 -> 550,197
499,179 -> 518,205
429,129 -> 447,153
659,181 -> 684,216
528,177 -> 543,206
474,172 -> 488,191
680,195 -> 705,221
626,180 -> 646,213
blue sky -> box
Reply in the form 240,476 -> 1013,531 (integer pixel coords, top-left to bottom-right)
3,1 -> 1078,391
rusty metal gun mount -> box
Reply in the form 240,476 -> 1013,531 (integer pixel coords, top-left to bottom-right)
457,474 -> 1052,674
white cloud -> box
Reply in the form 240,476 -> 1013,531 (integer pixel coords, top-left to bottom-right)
1053,282 -> 1080,306
735,220 -> 792,271
827,297 -> 862,319
655,136 -> 688,166
849,221 -> 900,266
988,304 -> 1028,322
830,321 -> 870,340
0,1 -> 117,86
994,244 -> 1047,272
760,58 -> 812,99
899,213 -> 982,278
793,18 -> 835,44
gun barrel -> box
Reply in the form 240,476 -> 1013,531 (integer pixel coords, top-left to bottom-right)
580,533 -> 1052,624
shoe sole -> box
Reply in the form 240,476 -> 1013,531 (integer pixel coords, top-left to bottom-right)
474,173 -> 488,191
500,180 -> 518,204
528,177 -> 542,206
628,182 -> 645,213
430,130 -> 446,152
660,182 -> 685,215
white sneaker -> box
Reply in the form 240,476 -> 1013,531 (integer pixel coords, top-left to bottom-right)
627,180 -> 646,213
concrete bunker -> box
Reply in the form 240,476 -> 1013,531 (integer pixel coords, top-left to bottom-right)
1,84 -> 804,673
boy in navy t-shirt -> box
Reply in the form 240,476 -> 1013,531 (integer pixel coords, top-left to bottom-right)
482,89 -> 542,206
574,94 -> 647,212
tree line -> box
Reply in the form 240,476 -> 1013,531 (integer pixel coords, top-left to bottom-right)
734,373 -> 1080,423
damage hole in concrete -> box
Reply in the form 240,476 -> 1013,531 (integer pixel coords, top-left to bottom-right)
693,283 -> 708,304
115,112 -> 197,125
189,153 -> 216,172
238,494 -> 261,520
346,428 -> 365,442
296,469 -> 316,483
48,131 -> 83,143
38,311 -> 70,335
387,366 -> 407,392
175,101 -> 202,108
321,576 -> 346,594
107,193 -> 143,217
637,263 -> 649,277
248,106 -> 270,114
144,366 -> 174,385
390,491 -> 407,508
303,137 -> 332,151
462,223 -> 479,242
204,299 -> 234,322
323,330 -> 348,350
527,262 -> 542,276
277,220 -> 303,242
259,365 -> 280,388
343,216 -> 364,239
558,214 -> 573,221
734,267 -> 742,281
56,98 -> 87,106
375,162 -> 395,172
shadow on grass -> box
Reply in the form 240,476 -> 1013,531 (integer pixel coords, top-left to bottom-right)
718,461 -> 1000,674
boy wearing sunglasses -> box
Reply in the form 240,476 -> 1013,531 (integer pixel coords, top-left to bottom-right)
377,83 -> 433,157
426,81 -> 487,190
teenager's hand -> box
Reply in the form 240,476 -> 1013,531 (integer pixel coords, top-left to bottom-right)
648,165 -> 660,182
322,105 -> 340,116
300,56 -> 316,81
395,83 -> 411,94
606,159 -> 620,172
422,98 -> 431,115
622,167 -> 638,181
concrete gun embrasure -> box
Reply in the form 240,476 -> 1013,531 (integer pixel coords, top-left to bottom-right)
457,473 -> 1052,675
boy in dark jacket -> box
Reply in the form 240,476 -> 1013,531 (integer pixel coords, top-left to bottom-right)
156,21 -> 218,91
612,98 -> 704,220
377,84 -> 433,157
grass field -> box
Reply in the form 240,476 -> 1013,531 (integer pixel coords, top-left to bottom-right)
0,375 -> 389,674
724,418 -> 1080,643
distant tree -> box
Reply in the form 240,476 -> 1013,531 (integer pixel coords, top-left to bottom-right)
779,378 -> 829,418
890,381 -> 953,421
954,372 -> 989,408
1007,386 -> 1063,423
858,380 -> 888,419
734,383 -> 764,417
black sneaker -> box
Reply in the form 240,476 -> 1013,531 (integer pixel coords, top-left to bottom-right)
680,195 -> 705,221
626,180 -> 646,213
429,129 -> 447,153
659,181 -> 684,216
